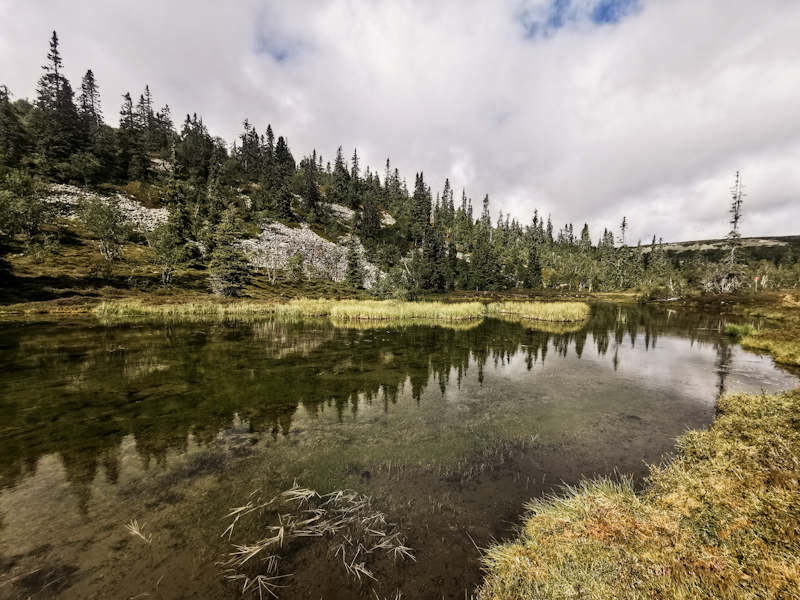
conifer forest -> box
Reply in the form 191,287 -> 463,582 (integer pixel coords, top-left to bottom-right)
2,32 -> 799,301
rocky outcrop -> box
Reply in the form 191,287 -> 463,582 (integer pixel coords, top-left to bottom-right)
45,185 -> 381,287
47,184 -> 168,232
241,221 -> 379,288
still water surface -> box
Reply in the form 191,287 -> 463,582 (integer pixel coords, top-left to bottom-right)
0,304 -> 798,599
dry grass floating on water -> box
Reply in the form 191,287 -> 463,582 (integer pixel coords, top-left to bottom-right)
222,484 -> 414,596
476,388 -> 800,600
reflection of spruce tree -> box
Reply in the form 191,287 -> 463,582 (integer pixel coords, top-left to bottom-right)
208,206 -> 251,296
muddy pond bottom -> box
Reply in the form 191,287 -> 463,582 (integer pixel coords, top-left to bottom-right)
1,304 -> 798,599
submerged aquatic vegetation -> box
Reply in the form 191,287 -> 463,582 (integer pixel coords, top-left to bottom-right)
222,484 -> 415,595
476,388 -> 800,600
487,301 -> 590,322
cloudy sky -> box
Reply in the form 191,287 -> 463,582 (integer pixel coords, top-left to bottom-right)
2,0 -> 799,244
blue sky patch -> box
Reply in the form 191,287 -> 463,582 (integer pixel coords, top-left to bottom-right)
518,0 -> 640,39
256,32 -> 301,63
592,0 -> 639,24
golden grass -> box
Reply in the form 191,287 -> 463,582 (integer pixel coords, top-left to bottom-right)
275,299 -> 487,321
741,325 -> 800,367
94,301 -> 276,321
477,388 -> 800,600
93,299 -> 488,325
487,301 -> 590,322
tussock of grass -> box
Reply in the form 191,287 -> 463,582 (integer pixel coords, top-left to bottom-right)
477,388 -> 800,600
741,326 -> 800,367
95,301 -> 276,321
276,299 -> 487,321
724,323 -> 756,340
487,301 -> 590,322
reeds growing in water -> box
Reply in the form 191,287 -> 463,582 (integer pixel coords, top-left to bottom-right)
95,301 -> 276,321
95,298 -> 591,326
487,301 -> 590,322
275,299 -> 486,321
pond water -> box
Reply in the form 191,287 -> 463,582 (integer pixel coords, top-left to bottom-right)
0,304 -> 798,600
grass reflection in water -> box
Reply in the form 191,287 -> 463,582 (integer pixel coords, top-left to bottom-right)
0,303 -> 797,599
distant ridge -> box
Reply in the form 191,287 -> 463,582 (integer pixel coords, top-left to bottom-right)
647,236 -> 800,264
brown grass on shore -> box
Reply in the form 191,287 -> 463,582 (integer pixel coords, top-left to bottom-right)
477,388 -> 800,600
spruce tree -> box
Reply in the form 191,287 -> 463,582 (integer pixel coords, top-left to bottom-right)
344,237 -> 363,288
208,206 -> 251,296
524,244 -> 543,289
0,86 -> 27,168
301,156 -> 320,213
34,32 -> 82,171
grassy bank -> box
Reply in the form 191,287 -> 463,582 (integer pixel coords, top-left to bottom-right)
740,325 -> 800,366
477,387 -> 800,600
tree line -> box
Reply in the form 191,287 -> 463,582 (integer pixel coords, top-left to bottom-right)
2,32 -> 799,297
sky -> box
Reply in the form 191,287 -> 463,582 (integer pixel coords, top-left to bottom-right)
2,0 -> 799,244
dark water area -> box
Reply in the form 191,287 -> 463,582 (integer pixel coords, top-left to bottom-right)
0,304 -> 798,599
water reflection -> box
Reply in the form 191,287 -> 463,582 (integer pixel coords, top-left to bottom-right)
0,304 -> 795,496
1,304 -> 799,599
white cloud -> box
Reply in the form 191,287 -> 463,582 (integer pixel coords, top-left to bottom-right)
1,0 -> 799,243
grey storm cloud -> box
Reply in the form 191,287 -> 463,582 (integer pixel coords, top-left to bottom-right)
2,0 -> 799,244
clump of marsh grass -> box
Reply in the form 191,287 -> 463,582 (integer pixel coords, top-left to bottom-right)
221,484 -> 414,596
276,298 -> 486,321
487,301 -> 590,322
95,301 -> 276,322
477,388 -> 800,600
724,322 -> 756,340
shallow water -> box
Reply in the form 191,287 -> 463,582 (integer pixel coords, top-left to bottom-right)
0,304 -> 797,599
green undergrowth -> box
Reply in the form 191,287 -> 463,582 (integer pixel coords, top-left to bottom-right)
476,388 -> 800,600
